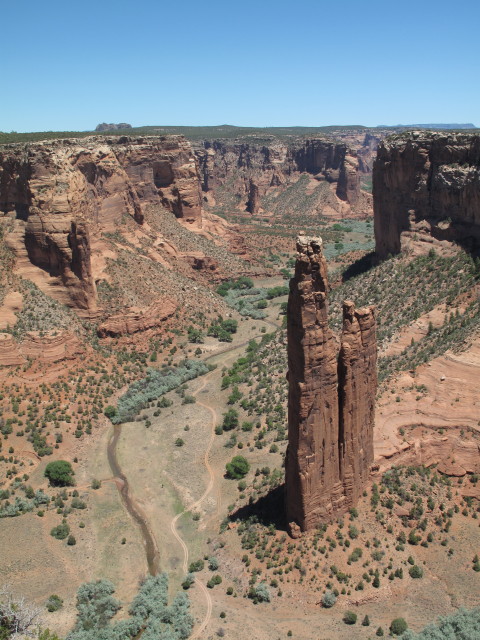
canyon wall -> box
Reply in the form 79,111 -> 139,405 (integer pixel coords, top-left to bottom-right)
195,138 -> 361,213
0,135 -> 203,310
373,131 -> 480,258
286,236 -> 376,533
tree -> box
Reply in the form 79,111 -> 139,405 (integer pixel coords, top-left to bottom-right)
390,618 -> 408,636
104,405 -> 117,420
221,319 -> 238,334
222,409 -> 239,432
187,327 -> 204,344
362,615 -> 370,626
408,565 -> 423,579
343,611 -> 357,625
225,456 -> 250,479
44,460 -> 74,486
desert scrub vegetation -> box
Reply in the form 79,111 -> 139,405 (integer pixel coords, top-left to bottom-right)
219,332 -> 288,442
379,298 -> 480,381
0,488 -> 50,518
401,607 -> 480,639
67,574 -> 193,640
330,250 -> 480,350
6,280 -> 85,339
216,276 -> 288,319
223,464 -> 479,605
113,359 -> 211,423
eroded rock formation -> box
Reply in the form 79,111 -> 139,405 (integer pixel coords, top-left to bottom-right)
0,331 -> 84,367
373,131 -> 480,258
97,298 -> 177,337
286,236 -> 376,533
195,138 -> 362,212
0,135 -> 203,311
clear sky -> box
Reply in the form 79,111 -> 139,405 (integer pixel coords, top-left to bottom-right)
3,0 -> 479,132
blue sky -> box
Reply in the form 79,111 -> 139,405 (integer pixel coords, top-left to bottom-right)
3,0 -> 479,131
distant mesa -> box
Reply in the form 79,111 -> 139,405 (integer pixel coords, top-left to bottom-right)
95,122 -> 132,132
377,123 -> 476,130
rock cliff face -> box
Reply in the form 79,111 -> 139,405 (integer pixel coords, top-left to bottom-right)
0,136 -> 203,310
373,132 -> 480,258
195,138 -> 361,212
338,301 -> 377,507
286,236 -> 376,533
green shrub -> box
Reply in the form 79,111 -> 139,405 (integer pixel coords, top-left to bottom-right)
188,559 -> 205,573
390,618 -> 408,636
46,595 -> 63,612
321,591 -> 336,608
343,611 -> 357,625
44,461 -> 74,487
51,522 -> 70,540
248,582 -> 270,603
408,565 -> 423,579
225,456 -> 250,479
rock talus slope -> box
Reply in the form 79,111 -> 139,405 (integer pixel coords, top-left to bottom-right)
374,131 -> 480,258
286,237 -> 376,532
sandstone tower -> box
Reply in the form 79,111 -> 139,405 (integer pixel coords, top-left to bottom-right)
285,236 -> 376,533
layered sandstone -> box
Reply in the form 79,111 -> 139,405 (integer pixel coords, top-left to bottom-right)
0,331 -> 84,367
195,138 -> 361,212
286,237 -> 376,532
97,298 -> 177,337
373,131 -> 480,258
0,135 -> 203,311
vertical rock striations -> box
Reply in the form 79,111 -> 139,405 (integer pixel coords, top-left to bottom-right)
286,237 -> 376,533
286,236 -> 343,532
373,131 -> 480,258
338,301 -> 376,507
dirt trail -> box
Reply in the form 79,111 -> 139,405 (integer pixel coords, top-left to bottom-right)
169,372 -> 216,639
108,317 -> 281,638
170,321 -> 281,638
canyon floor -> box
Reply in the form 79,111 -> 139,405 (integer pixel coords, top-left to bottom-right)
0,138 -> 479,639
